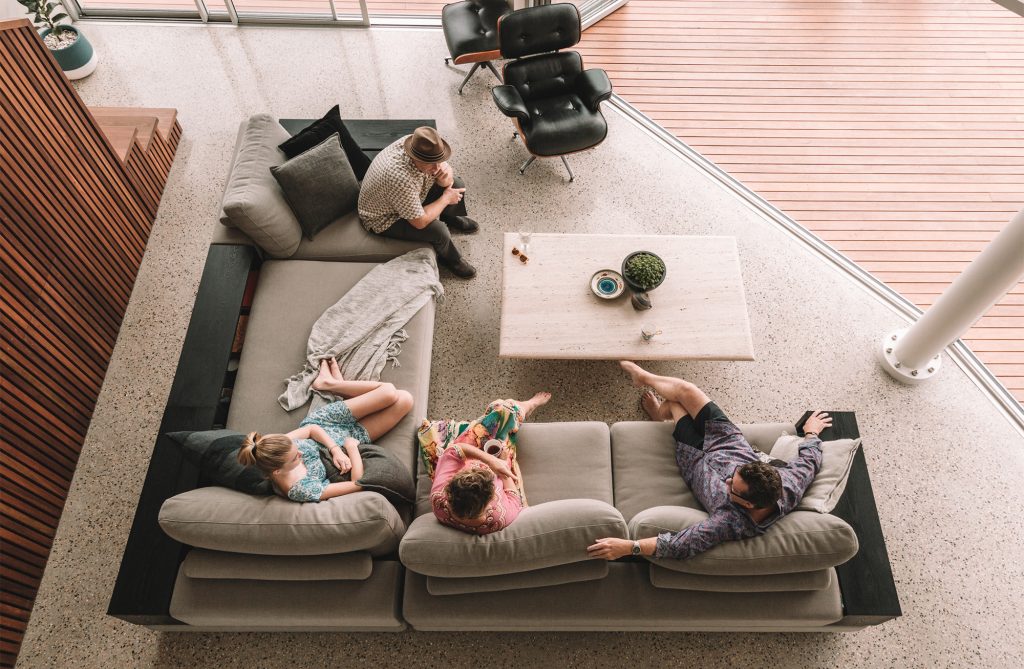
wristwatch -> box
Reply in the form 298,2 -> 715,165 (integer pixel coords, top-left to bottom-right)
631,540 -> 642,556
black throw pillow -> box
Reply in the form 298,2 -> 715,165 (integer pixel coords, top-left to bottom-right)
316,442 -> 416,506
167,429 -> 273,496
277,105 -> 372,180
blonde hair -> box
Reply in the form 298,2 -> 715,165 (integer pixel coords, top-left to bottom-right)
237,432 -> 294,476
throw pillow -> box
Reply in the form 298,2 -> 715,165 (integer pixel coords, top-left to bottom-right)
219,114 -> 303,258
166,429 -> 273,496
277,105 -> 372,180
769,435 -> 862,513
270,134 -> 360,240
316,442 -> 416,506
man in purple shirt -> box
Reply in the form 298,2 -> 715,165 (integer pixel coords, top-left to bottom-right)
588,361 -> 832,561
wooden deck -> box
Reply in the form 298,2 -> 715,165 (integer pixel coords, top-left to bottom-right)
576,0 -> 1024,401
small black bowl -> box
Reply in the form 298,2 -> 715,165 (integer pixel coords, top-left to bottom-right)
622,251 -> 667,292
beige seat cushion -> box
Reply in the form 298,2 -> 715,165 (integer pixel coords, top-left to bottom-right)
427,560 -> 608,596
399,498 -> 627,578
649,564 -> 832,592
182,548 -> 372,581
159,487 -> 404,556
610,420 -> 796,522
770,435 -> 862,513
219,115 -> 302,258
291,211 -> 428,262
631,505 -> 858,575
225,260 -> 434,474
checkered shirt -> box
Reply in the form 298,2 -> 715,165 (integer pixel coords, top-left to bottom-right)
357,137 -> 436,233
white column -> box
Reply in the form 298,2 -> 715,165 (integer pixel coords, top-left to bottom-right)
880,208 -> 1024,384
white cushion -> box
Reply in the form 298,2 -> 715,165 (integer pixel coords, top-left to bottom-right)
770,436 -> 861,513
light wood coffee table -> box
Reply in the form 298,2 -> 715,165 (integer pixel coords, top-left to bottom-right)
499,233 -> 755,360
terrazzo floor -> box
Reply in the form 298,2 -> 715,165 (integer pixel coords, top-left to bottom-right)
14,21 -> 1024,669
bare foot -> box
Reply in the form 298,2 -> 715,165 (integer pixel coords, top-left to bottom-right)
312,359 -> 334,392
519,391 -> 552,421
641,391 -> 666,422
620,360 -> 650,389
327,357 -> 344,382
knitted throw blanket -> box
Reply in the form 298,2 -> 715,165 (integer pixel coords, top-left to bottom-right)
278,248 -> 443,412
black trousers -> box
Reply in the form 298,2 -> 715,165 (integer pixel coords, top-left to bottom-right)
378,177 -> 468,265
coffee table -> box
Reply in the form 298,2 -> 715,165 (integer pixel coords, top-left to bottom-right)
499,233 -> 755,360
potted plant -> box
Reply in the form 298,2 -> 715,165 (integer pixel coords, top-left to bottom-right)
622,251 -> 667,311
18,0 -> 97,80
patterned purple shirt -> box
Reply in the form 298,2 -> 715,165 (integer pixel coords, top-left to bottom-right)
654,419 -> 822,559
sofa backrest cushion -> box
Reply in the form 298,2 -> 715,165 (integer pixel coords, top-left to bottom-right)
648,564 -> 832,592
426,560 -> 608,596
631,505 -> 858,575
159,487 -> 405,557
182,548 -> 373,581
219,114 -> 302,258
399,498 -> 627,577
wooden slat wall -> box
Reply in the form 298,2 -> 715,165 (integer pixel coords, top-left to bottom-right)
577,0 -> 1024,401
0,19 -> 155,668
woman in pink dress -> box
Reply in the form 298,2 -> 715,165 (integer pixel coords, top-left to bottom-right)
429,392 -> 551,535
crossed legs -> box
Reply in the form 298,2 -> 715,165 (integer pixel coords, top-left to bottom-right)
312,359 -> 413,441
619,360 -> 711,422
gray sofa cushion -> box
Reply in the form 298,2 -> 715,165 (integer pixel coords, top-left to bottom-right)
225,260 -> 434,475
290,211 -> 428,262
182,548 -> 373,581
159,487 -> 404,556
427,560 -> 608,596
270,133 -> 360,240
631,506 -> 859,575
610,420 -> 796,522
649,564 -> 832,592
170,560 -> 405,631
399,498 -> 628,577
220,115 -> 302,258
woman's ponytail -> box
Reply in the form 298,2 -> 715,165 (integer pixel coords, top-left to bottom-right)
236,431 -> 260,467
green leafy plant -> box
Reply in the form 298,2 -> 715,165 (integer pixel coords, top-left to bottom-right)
18,0 -> 72,36
624,252 -> 666,289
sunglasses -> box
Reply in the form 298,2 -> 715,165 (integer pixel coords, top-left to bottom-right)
727,466 -> 753,503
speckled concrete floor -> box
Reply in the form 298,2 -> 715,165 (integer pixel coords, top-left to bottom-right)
15,22 -> 1024,669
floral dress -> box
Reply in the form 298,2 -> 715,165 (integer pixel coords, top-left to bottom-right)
287,400 -> 371,503
426,399 -> 527,534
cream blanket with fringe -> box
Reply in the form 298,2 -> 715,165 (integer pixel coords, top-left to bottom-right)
278,248 -> 443,412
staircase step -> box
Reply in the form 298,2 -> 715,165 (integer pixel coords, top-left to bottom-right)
93,113 -> 159,152
102,125 -> 138,164
88,106 -> 177,140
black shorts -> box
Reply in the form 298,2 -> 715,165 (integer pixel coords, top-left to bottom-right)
672,401 -> 731,450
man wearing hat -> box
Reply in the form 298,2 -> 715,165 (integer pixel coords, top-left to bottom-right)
358,127 -> 479,278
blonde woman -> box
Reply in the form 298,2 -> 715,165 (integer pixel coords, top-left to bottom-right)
238,358 -> 412,502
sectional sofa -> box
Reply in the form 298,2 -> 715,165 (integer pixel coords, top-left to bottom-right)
108,114 -> 901,632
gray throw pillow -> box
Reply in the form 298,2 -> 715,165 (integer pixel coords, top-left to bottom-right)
317,442 -> 415,506
166,429 -> 272,496
270,133 -> 359,240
